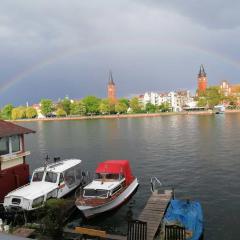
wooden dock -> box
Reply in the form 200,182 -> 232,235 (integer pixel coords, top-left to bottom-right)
138,190 -> 172,240
67,190 -> 172,240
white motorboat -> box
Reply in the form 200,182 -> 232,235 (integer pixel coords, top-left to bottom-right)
4,159 -> 83,211
75,160 -> 139,218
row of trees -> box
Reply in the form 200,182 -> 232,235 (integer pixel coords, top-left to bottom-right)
0,96 -> 172,120
0,104 -> 37,120
197,86 -> 239,108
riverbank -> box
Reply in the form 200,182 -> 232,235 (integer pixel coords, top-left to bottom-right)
9,109 -> 240,123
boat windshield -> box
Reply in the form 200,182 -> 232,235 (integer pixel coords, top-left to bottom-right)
84,189 -> 109,198
95,173 -> 124,181
44,171 -> 58,183
32,171 -> 44,182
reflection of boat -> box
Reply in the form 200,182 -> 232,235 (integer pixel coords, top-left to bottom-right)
75,160 -> 139,218
161,199 -> 204,240
214,105 -> 225,114
4,159 -> 83,211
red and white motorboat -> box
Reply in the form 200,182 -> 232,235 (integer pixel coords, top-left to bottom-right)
75,160 -> 138,218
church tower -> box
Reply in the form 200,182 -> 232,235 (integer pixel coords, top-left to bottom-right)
197,64 -> 207,95
107,71 -> 116,102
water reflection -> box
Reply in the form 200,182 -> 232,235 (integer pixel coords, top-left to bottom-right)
19,114 -> 240,240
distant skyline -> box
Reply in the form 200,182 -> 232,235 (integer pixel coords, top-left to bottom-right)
0,0 -> 240,106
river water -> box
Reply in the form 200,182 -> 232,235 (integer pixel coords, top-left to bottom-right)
20,113 -> 240,240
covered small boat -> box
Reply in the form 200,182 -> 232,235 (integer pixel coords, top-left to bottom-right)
75,160 -> 139,218
161,199 -> 204,240
4,159 -> 83,211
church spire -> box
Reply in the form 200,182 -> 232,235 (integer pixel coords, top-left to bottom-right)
198,64 -> 206,77
108,70 -> 115,85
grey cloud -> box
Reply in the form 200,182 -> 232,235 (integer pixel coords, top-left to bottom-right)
0,0 -> 239,106
139,0 -> 240,30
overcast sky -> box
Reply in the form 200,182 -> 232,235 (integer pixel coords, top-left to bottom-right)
0,0 -> 240,106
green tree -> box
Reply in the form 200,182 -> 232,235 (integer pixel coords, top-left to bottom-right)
145,103 -> 157,113
11,107 -> 26,120
40,99 -> 54,116
82,96 -> 101,115
56,108 -> 67,117
25,107 -> 37,119
159,102 -> 171,112
2,104 -> 13,119
197,98 -> 207,107
115,101 -> 128,114
197,87 -> 223,108
99,99 -> 111,114
129,97 -> 142,113
58,97 -> 71,115
118,98 -> 129,108
224,95 -> 238,108
70,101 -> 86,115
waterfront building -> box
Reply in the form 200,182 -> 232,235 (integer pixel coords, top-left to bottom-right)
220,80 -> 240,97
107,71 -> 117,103
0,120 -> 35,202
197,65 -> 207,95
140,90 -> 193,112
32,103 -> 45,119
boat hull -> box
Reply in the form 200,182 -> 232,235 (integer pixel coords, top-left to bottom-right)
76,178 -> 139,218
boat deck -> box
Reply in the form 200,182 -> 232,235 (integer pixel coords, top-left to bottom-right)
138,190 -> 172,240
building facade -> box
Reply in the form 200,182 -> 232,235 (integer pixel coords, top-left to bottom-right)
140,90 -> 193,112
197,65 -> 207,95
0,120 -> 35,202
220,80 -> 240,97
107,71 -> 116,103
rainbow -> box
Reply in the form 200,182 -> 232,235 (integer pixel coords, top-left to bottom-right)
0,40 -> 238,95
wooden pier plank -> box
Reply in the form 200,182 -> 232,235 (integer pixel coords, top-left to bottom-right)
137,190 -> 172,240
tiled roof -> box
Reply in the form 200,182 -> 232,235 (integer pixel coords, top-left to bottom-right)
0,120 -> 35,138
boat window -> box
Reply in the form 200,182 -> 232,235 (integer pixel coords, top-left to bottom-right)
105,174 -> 120,180
75,166 -> 82,181
112,184 -> 122,195
45,171 -> 58,183
32,196 -> 44,208
95,173 -> 103,180
32,171 -> 44,182
0,137 -> 9,155
59,173 -> 64,185
11,135 -> 20,153
12,198 -> 21,205
64,168 -> 76,187
84,189 -> 108,198
95,173 -> 123,180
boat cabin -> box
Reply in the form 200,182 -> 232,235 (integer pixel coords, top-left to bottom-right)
83,160 -> 134,199
4,159 -> 82,211
0,120 -> 35,202
76,160 -> 138,218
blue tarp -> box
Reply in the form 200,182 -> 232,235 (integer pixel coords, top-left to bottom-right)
163,199 -> 203,240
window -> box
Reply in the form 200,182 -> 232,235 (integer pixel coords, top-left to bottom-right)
112,185 -> 122,195
12,198 -> 21,205
32,196 -> 44,208
84,189 -> 108,198
75,166 -> 82,181
45,172 -> 58,183
59,173 -> 64,185
64,168 -> 75,187
32,171 -> 44,182
0,137 -> 9,155
11,135 -> 20,153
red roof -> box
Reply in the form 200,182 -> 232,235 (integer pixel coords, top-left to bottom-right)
0,120 -> 35,138
95,160 -> 134,185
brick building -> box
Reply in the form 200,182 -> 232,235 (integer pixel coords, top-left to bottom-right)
107,71 -> 117,103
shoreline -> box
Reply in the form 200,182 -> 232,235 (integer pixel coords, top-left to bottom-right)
9,109 -> 240,123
